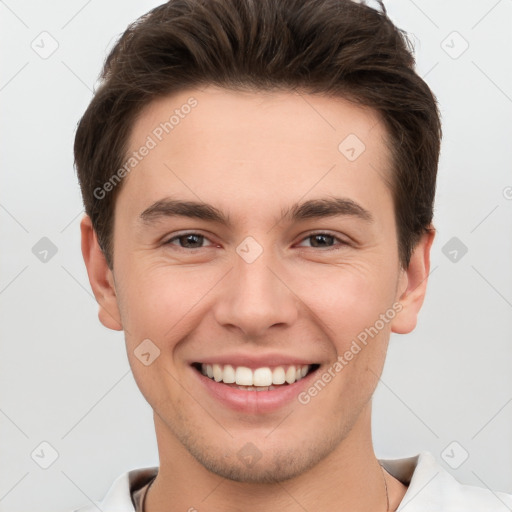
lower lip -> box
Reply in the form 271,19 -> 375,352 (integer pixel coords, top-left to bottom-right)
193,366 -> 319,414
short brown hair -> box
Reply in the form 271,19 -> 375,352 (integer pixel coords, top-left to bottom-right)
74,0 -> 442,269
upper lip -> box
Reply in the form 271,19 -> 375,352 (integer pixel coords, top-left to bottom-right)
190,352 -> 319,369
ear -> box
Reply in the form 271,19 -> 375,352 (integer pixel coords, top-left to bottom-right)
391,226 -> 435,334
80,215 -> 123,331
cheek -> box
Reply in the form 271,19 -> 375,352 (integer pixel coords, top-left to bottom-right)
116,266 -> 200,406
116,262 -> 219,345
291,261 -> 397,340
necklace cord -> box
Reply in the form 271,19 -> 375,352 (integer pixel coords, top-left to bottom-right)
379,463 -> 390,512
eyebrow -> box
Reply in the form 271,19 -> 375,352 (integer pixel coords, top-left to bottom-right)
139,196 -> 374,227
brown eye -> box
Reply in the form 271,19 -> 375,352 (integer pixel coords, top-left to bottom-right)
309,234 -> 335,248
297,232 -> 347,249
165,233 -> 211,249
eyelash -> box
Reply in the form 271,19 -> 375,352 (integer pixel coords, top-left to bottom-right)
163,231 -> 349,251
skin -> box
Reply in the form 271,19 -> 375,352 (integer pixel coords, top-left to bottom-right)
81,85 -> 434,511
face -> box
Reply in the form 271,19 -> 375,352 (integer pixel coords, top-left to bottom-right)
82,85 -> 432,484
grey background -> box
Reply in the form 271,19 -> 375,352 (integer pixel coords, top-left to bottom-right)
1,0 -> 511,510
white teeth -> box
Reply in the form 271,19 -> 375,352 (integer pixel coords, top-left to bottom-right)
222,364 -> 236,383
236,384 -> 276,391
253,367 -> 273,387
235,366 -> 253,386
285,366 -> 296,384
272,367 -> 286,385
199,363 -> 312,386
213,364 -> 223,382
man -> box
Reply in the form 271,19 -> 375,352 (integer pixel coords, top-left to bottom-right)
73,0 -> 512,510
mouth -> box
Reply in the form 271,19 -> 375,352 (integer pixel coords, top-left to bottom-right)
191,362 -> 321,391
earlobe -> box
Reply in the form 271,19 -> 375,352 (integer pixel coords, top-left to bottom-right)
80,215 -> 123,331
391,227 -> 435,335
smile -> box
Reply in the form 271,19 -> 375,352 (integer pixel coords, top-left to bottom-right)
193,362 -> 320,391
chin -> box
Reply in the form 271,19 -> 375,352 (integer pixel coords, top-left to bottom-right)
183,432 -> 339,484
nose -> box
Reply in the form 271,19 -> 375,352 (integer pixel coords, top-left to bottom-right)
213,245 -> 299,338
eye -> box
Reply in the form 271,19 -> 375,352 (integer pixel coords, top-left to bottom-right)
296,232 -> 348,249
164,232 -> 215,249
163,231 -> 348,251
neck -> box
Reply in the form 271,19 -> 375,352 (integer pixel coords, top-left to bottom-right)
145,404 -> 405,512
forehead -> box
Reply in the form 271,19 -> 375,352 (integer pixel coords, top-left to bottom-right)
129,85 -> 389,158
121,85 -> 393,224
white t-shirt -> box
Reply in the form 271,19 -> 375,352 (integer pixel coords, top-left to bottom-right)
72,451 -> 512,511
